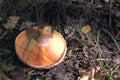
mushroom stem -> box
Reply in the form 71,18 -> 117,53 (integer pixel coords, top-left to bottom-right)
38,35 -> 51,46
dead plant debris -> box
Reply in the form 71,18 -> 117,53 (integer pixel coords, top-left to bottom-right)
0,0 -> 120,80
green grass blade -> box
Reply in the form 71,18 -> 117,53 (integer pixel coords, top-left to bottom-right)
102,29 -> 120,53
94,29 -> 114,80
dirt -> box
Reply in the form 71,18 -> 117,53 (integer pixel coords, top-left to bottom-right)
0,0 -> 120,80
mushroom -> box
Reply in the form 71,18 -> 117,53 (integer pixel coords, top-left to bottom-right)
15,26 -> 67,69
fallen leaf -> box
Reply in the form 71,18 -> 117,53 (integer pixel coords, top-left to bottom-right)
19,21 -> 36,30
78,75 -> 92,80
104,0 -> 109,2
0,0 -> 3,4
78,66 -> 104,80
81,25 -> 92,34
3,16 -> 20,29
94,69 -> 104,80
64,26 -> 75,39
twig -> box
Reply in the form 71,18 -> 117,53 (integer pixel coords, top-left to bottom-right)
0,31 -> 7,40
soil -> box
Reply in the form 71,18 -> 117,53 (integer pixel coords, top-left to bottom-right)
0,0 -> 120,80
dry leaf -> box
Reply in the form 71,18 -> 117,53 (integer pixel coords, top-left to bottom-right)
3,16 -> 20,29
64,26 -> 75,39
20,21 -> 36,30
104,0 -> 109,2
0,72 -> 11,80
94,69 -> 104,80
78,66 -> 104,80
81,25 -> 92,34
0,0 -> 3,4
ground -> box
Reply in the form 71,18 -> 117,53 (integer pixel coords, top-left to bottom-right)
0,0 -> 120,80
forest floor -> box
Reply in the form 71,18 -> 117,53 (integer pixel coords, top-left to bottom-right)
0,0 -> 120,80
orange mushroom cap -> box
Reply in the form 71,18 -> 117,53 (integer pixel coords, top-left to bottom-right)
15,26 -> 67,69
